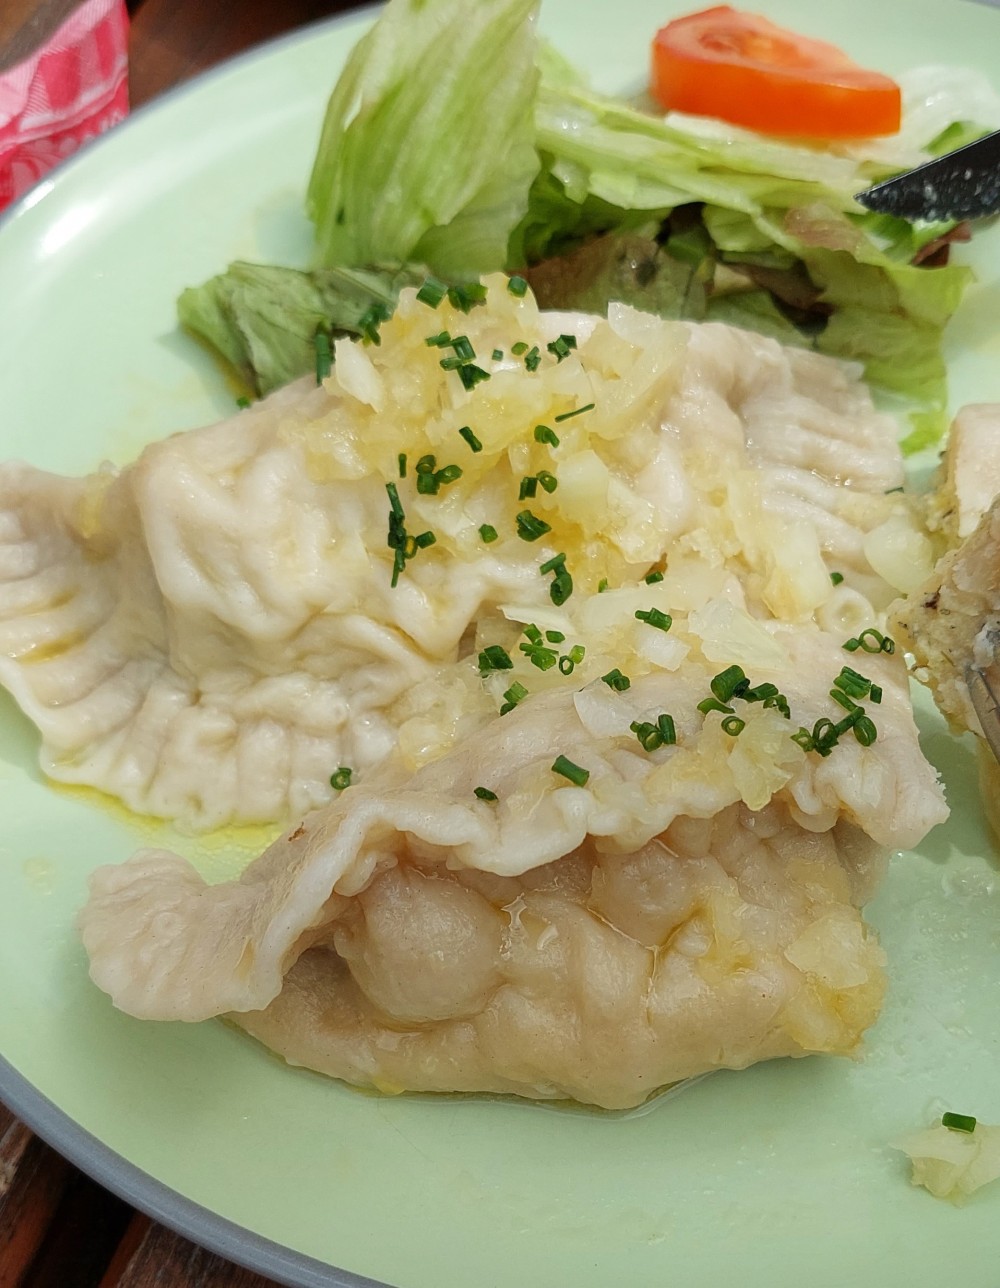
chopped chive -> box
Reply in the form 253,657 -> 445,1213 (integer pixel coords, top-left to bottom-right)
545,630 -> 565,643
550,569 -> 573,605
499,680 -> 528,715
635,607 -> 672,632
764,692 -> 791,719
630,720 -> 663,752
869,684 -> 883,705
436,464 -> 463,486
791,728 -> 815,752
386,481 -> 404,519
358,302 -> 390,345
478,645 -> 514,673
314,330 -> 332,384
448,282 -> 487,313
450,335 -> 475,361
424,330 -> 451,347
479,524 -> 498,544
554,403 -> 595,423
474,786 -> 498,802
711,665 -> 748,703
330,767 -> 353,790
884,485 -> 905,495
942,1112 -> 977,1134
416,471 -> 440,495
511,341 -> 529,356
830,571 -> 845,586
507,275 -> 529,297
492,349 -> 504,361
458,426 -> 483,453
538,554 -> 572,605
416,276 -> 449,308
439,355 -> 465,371
744,683 -> 779,703
547,334 -> 577,362
657,713 -> 677,745
516,510 -> 552,542
830,689 -> 859,713
853,715 -> 878,746
524,346 -> 541,372
645,571 -> 664,584
520,640 -> 558,671
524,625 -> 543,644
412,530 -> 436,549
385,482 -> 407,588
845,629 -> 895,654
598,578 -> 609,593
833,708 -> 864,736
833,666 -> 872,699
458,363 -> 491,391
519,476 -> 539,500
811,718 -> 839,756
552,645 -> 582,674
534,424 -> 559,447
416,455 -> 437,474
537,470 -> 558,494
698,697 -> 734,716
721,715 -> 746,737
552,755 -> 589,786
398,453 -> 407,478
236,395 -> 251,409
601,668 -> 631,692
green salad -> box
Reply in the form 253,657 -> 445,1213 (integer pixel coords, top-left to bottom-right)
178,0 -> 993,450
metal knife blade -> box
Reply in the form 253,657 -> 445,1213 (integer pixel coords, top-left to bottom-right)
854,128 -> 1000,221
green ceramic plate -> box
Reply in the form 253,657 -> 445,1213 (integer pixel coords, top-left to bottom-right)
2,1 -> 1000,1284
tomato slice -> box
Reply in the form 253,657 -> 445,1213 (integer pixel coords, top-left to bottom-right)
651,6 -> 901,140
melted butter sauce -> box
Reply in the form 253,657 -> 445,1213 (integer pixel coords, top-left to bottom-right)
48,779 -> 282,883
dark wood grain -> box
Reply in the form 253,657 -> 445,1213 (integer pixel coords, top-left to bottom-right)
0,1106 -> 73,1286
128,0 -> 358,107
101,1216 -> 280,1287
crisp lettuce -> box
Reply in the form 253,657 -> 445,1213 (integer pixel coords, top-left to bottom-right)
179,0 -> 990,444
306,0 -> 541,275
517,65 -> 979,443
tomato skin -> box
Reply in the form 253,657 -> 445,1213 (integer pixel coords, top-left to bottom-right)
651,6 -> 901,140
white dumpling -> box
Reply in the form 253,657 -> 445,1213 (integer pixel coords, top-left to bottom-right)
79,620 -> 946,1109
0,278 -> 918,828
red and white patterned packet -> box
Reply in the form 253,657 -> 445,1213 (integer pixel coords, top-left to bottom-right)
0,0 -> 129,212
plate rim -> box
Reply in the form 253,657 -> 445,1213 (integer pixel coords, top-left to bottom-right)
0,1051 -> 386,1288
0,7 -> 390,1285
1,0 -> 999,1284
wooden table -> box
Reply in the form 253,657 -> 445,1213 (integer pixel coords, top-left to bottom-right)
0,6 -> 368,1284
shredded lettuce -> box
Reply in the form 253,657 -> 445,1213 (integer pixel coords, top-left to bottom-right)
517,62 -> 981,444
179,0 -> 993,443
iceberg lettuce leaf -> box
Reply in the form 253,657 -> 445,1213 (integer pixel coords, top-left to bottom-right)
306,0 -> 541,274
